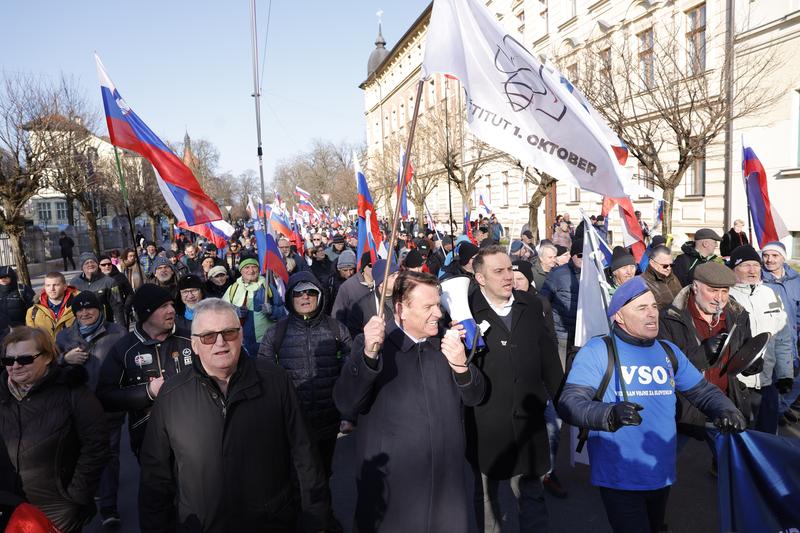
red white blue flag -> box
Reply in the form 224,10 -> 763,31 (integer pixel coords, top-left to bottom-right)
355,154 -> 383,262
178,220 -> 235,251
95,54 -> 222,225
396,149 -> 413,220
294,186 -> 311,201
742,145 -> 787,248
478,193 -> 493,217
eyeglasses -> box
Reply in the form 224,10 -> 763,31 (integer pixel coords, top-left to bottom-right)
180,288 -> 200,296
192,327 -> 241,345
99,262 -> 112,267
575,253 -> 583,258
2,353 -> 42,367
293,289 -> 319,298
653,262 -> 673,269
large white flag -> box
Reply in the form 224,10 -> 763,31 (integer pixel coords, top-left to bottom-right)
422,0 -> 629,198
575,212 -> 612,347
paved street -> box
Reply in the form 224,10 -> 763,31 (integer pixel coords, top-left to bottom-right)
83,424 -> 758,533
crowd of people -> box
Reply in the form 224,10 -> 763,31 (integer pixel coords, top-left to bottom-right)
0,210 -> 795,533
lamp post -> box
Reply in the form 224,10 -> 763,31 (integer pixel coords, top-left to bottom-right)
224,205 -> 232,222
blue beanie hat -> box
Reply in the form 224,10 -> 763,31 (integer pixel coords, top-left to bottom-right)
607,276 -> 650,317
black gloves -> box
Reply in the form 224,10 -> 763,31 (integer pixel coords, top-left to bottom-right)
607,402 -> 644,432
713,409 -> 747,433
701,334 -> 728,366
777,377 -> 794,395
741,357 -> 764,377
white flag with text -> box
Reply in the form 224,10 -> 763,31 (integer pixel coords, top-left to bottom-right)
422,0 -> 630,198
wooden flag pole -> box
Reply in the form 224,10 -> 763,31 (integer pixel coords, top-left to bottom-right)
376,79 -> 425,326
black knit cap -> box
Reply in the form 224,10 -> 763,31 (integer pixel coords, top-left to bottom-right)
133,284 -> 174,324
457,242 -> 479,266
728,244 -> 761,268
178,274 -> 204,291
71,291 -> 101,313
512,260 -> 534,285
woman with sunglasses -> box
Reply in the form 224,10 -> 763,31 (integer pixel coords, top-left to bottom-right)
0,326 -> 108,531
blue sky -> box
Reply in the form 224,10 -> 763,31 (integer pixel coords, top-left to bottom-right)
2,0 -> 430,181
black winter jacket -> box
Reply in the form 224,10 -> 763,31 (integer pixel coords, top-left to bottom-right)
466,288 -> 564,479
0,267 -> 34,342
69,272 -> 126,326
258,271 -> 351,441
139,356 -> 330,533
672,241 -> 720,287
0,365 -> 108,532
96,323 -> 193,455
56,320 -> 128,391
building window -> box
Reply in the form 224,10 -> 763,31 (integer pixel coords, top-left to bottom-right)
638,163 -> 656,198
522,178 -> 530,202
685,150 -> 706,196
502,172 -> 510,206
37,202 -> 52,223
686,4 -> 706,75
516,9 -> 525,32
638,28 -> 655,89
567,63 -> 578,84
56,201 -> 68,221
599,48 -> 611,81
568,0 -> 576,18
569,186 -> 580,203
539,0 -> 548,29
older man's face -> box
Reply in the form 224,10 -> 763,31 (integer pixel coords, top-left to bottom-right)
762,250 -> 784,274
154,265 -> 173,282
734,260 -> 761,285
191,309 -> 241,378
240,264 -> 259,282
695,238 -> 717,257
615,291 -> 659,340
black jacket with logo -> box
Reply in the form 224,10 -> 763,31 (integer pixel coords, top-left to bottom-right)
96,323 -> 193,455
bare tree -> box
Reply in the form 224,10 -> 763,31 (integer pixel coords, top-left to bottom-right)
33,75 -> 106,254
0,74 -> 59,285
273,140 -> 359,212
497,155 -> 556,241
571,16 -> 783,234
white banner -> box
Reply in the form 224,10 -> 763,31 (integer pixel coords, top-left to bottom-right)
422,0 -> 630,198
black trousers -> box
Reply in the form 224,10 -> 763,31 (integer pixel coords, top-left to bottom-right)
599,486 -> 671,533
62,253 -> 76,270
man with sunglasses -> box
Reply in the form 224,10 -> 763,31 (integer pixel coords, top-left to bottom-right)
97,284 -> 193,458
642,245 -> 682,310
139,298 -> 330,532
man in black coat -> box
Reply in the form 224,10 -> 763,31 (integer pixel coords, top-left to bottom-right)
259,271 -> 352,478
334,271 -> 485,533
466,246 -> 563,532
346,258 -> 399,337
97,285 -> 193,457
0,266 -> 34,343
672,228 -> 722,286
139,298 -> 330,532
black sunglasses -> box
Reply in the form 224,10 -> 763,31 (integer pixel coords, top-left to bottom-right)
99,262 -> 112,267
192,327 -> 241,345
293,289 -> 318,297
2,352 -> 42,367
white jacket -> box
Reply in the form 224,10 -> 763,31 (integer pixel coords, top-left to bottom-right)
730,282 -> 794,388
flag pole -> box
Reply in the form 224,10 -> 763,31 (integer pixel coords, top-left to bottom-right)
377,79 -> 425,324
112,146 -> 146,285
741,137 -> 754,245
249,0 -> 271,258
424,200 -> 446,255
444,77 -> 455,237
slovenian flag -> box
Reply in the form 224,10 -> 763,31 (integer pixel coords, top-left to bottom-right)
742,144 -> 788,248
355,153 -> 383,263
178,219 -> 235,251
396,149 -> 413,220
294,186 -> 311,201
95,54 -> 222,226
464,207 -> 475,243
478,193 -> 492,217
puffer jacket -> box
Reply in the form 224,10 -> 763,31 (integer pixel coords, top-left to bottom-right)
540,261 -> 581,343
96,324 -> 193,455
0,365 -> 108,532
763,264 -> 800,358
69,272 -> 125,326
672,241 -> 721,287
25,286 -> 79,339
729,282 -> 794,388
56,319 -> 128,391
258,271 -> 351,441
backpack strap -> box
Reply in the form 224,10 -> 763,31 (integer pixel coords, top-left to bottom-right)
575,336 -> 616,453
658,340 -> 679,374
